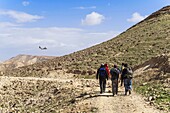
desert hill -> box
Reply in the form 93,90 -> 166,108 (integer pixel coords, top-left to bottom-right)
4,6 -> 170,77
0,54 -> 54,73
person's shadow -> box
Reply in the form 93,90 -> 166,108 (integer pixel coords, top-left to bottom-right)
74,90 -> 126,101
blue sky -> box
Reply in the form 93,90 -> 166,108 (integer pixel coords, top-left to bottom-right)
0,0 -> 170,61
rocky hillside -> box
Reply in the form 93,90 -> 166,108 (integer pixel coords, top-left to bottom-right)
3,6 -> 170,77
133,54 -> 170,111
0,54 -> 54,73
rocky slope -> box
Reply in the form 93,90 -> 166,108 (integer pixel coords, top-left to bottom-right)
0,54 -> 54,73
133,54 -> 170,111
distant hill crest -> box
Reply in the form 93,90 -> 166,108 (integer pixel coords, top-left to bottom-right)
0,54 -> 55,72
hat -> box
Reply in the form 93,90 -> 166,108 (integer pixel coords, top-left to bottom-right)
100,63 -> 105,67
104,64 -> 108,67
101,63 -> 104,66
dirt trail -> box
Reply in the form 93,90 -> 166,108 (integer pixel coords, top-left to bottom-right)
81,81 -> 164,113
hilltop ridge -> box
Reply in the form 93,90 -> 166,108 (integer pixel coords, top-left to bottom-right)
146,5 -> 170,20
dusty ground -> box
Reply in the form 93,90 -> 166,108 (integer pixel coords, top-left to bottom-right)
0,71 -> 166,113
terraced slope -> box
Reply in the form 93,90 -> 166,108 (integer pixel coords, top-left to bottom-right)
4,6 -> 170,77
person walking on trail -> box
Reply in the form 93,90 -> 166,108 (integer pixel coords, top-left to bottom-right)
120,63 -> 125,86
104,64 -> 111,79
110,64 -> 120,96
96,64 -> 108,94
122,63 -> 133,95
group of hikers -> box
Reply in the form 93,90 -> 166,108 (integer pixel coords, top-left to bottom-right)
96,63 -> 133,96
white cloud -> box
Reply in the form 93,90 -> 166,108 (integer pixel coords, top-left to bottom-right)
127,12 -> 148,23
0,10 -> 43,23
0,27 -> 84,48
22,1 -> 30,6
74,6 -> 96,10
0,22 -> 21,28
82,12 -> 105,26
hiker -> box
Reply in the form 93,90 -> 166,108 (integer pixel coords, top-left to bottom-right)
120,63 -> 125,86
122,63 -> 133,95
96,64 -> 108,94
104,63 -> 111,79
110,64 -> 120,96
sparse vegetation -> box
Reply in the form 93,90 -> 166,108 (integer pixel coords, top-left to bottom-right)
0,5 -> 170,112
135,83 -> 170,111
133,54 -> 170,112
0,77 -> 96,112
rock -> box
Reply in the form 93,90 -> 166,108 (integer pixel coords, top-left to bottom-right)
70,80 -> 73,85
142,82 -> 147,86
70,99 -> 76,104
84,95 -> 90,98
152,96 -> 156,100
90,94 -> 95,97
81,70 -> 87,75
148,96 -> 153,101
145,102 -> 150,105
91,107 -> 97,112
87,70 -> 95,75
86,81 -> 90,87
73,69 -> 82,74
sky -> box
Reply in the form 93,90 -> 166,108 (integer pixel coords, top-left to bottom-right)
0,0 -> 170,61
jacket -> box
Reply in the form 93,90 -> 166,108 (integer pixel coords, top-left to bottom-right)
96,67 -> 108,80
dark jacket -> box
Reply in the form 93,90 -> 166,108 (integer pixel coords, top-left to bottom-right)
110,68 -> 120,80
96,67 -> 108,80
122,67 -> 131,79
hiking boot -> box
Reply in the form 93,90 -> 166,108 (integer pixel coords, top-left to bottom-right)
129,90 -> 131,95
100,91 -> 103,94
125,90 -> 128,95
125,92 -> 127,96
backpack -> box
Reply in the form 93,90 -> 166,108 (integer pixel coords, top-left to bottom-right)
110,68 -> 119,80
126,67 -> 133,78
99,67 -> 106,77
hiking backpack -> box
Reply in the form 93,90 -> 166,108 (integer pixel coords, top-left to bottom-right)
99,67 -> 106,77
126,67 -> 133,78
110,68 -> 119,80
